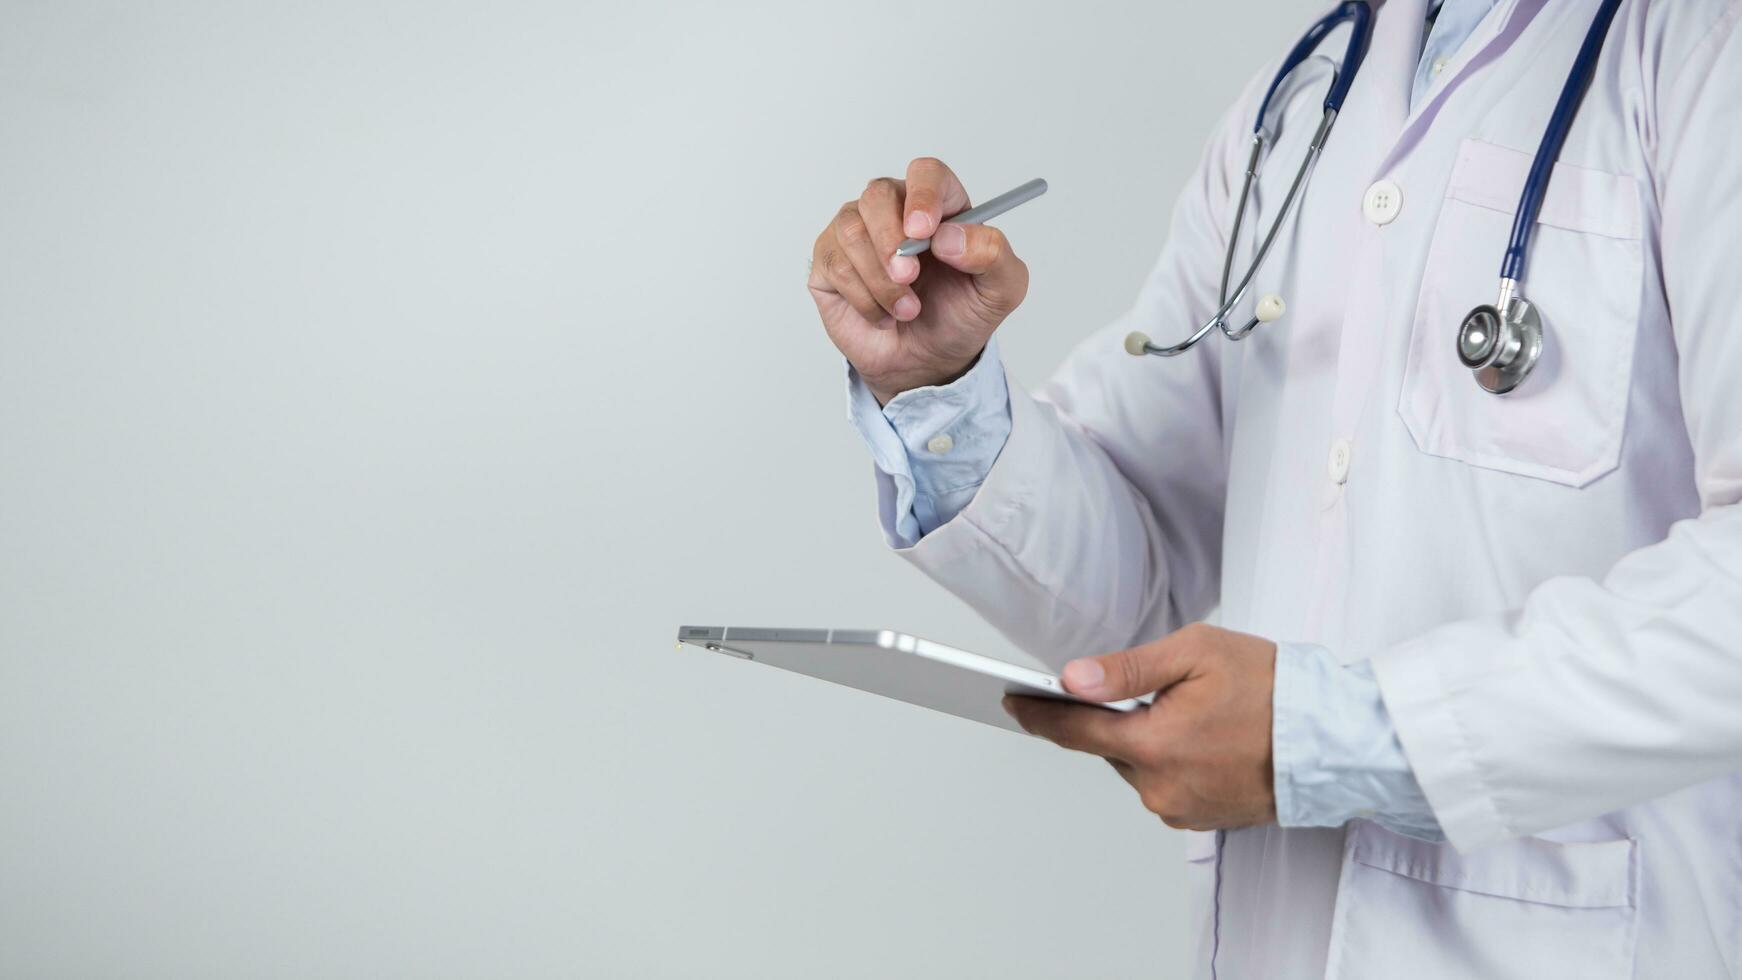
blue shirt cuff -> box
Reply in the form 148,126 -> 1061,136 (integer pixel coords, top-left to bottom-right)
843,339 -> 1013,547
1272,642 -> 1445,842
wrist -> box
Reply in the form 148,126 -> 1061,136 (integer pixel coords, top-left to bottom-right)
863,352 -> 983,407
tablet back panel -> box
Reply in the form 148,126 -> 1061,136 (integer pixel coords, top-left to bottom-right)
675,626 -> 1137,736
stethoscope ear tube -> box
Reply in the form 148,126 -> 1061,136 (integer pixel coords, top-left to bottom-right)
1132,2 -> 1373,360
1131,107 -> 1333,358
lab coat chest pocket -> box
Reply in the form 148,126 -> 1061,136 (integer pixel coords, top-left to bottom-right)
1399,139 -> 1644,487
1328,823 -> 1638,980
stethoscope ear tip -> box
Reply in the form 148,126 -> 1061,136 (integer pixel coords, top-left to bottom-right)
1255,293 -> 1286,323
1124,331 -> 1153,356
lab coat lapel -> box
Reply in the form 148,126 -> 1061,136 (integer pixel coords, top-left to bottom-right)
1384,0 -> 1548,167
1343,0 -> 1427,155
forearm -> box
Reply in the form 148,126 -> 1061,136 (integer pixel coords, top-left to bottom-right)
1371,503 -> 1742,849
847,339 -> 1011,547
847,332 -> 1225,668
1272,644 -> 1443,842
879,362 -> 1195,668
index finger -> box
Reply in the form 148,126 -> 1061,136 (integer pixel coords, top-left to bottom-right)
903,156 -> 971,239
1002,695 -> 1140,761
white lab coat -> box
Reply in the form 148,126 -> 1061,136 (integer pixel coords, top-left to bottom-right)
878,0 -> 1742,975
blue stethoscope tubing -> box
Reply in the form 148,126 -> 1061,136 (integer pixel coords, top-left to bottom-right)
1257,0 -> 1373,126
1457,0 -> 1625,392
1129,0 -> 1627,397
1502,0 -> 1625,284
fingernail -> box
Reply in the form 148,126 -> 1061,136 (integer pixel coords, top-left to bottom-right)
888,254 -> 918,282
1063,659 -> 1104,692
893,294 -> 920,320
933,223 -> 965,258
905,211 -> 932,237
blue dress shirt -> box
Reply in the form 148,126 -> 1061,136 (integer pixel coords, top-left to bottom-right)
845,337 -> 1012,547
845,0 -> 1499,843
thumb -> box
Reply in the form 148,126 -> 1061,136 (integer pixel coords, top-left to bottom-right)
1062,636 -> 1196,701
927,223 -> 1028,314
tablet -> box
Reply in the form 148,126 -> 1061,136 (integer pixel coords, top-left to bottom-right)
675,626 -> 1143,736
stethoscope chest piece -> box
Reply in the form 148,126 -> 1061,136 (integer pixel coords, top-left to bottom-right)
1456,290 -> 1542,394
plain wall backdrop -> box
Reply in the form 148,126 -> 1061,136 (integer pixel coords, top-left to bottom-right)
0,1 -> 1301,976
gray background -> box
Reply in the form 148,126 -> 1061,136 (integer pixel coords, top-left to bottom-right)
0,1 -> 1298,976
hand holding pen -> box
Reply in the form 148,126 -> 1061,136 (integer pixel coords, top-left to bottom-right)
806,158 -> 1047,405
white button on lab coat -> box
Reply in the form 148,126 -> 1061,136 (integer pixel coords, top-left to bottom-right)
877,0 -> 1742,976
1326,437 -> 1353,484
1361,179 -> 1403,225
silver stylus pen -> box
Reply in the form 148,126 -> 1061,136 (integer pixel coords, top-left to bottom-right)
894,177 -> 1048,257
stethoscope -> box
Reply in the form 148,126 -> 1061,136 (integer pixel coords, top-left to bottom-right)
1125,0 -> 1625,395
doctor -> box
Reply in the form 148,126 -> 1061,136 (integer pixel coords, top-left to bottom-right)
807,0 -> 1742,976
